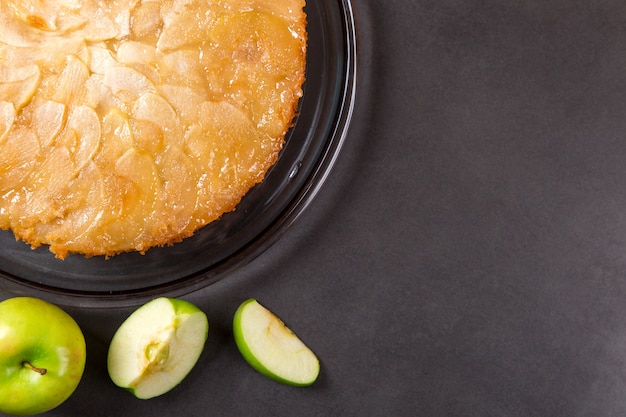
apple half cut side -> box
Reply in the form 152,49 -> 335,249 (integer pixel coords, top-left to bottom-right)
107,297 -> 209,399
233,299 -> 320,386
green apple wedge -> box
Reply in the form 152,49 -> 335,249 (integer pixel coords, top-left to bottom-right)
0,297 -> 86,416
233,298 -> 320,386
107,297 -> 208,399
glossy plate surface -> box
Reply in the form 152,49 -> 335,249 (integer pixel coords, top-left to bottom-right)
0,0 -> 358,308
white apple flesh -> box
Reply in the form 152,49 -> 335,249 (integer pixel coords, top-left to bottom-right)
107,297 -> 208,399
233,299 -> 320,386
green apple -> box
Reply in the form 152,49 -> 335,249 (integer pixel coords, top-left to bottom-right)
0,297 -> 87,416
107,297 -> 209,399
233,298 -> 320,386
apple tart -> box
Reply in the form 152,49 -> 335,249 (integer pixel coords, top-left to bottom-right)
0,0 -> 307,259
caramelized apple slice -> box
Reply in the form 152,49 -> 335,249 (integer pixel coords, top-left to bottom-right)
160,49 -> 211,93
116,41 -> 157,66
75,150 -> 160,255
67,105 -> 101,171
50,55 -> 90,106
88,45 -> 118,75
19,146 -> 76,225
42,160 -> 107,258
157,0 -> 215,52
104,66 -> 156,102
0,3 -> 39,47
132,92 -> 178,138
207,11 -> 304,78
28,100 -> 67,147
205,11 -> 305,135
194,101 -> 280,210
159,85 -> 205,126
0,101 -> 16,144
130,119 -> 164,155
0,126 -> 40,194
107,148 -> 162,252
130,1 -> 162,41
80,0 -> 135,41
6,0 -> 87,31
205,0 -> 306,27
253,0 -> 307,29
0,64 -> 40,110
95,108 -> 134,172
154,145 -> 199,235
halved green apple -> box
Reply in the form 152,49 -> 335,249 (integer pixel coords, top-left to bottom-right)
233,299 -> 320,386
107,297 -> 208,399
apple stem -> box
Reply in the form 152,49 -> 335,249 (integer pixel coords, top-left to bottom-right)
22,361 -> 47,375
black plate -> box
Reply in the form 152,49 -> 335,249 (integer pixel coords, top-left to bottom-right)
0,0 -> 358,308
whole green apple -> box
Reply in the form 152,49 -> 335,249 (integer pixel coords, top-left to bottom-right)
0,297 -> 87,416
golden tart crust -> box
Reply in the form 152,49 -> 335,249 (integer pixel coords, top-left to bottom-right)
0,0 -> 307,259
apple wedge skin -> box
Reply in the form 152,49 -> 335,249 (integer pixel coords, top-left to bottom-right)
233,298 -> 320,387
0,297 -> 86,416
107,297 -> 208,400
